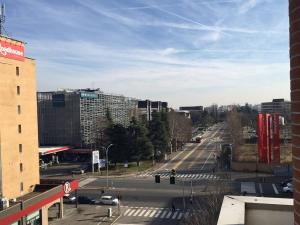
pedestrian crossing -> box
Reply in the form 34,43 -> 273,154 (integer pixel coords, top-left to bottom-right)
122,206 -> 188,220
138,172 -> 220,180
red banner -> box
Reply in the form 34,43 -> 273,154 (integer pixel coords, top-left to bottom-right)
272,114 -> 280,163
0,39 -> 24,61
257,114 -> 264,162
265,114 -> 271,163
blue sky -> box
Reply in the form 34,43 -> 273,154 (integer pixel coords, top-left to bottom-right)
5,0 -> 289,108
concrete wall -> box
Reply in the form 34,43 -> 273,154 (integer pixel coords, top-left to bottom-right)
231,161 -> 292,173
0,36 -> 39,199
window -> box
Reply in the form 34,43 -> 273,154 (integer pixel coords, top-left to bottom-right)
20,182 -> 23,192
18,105 -> 21,114
17,86 -> 20,95
19,144 -> 22,153
18,124 -> 22,133
20,163 -> 23,172
16,67 -> 19,76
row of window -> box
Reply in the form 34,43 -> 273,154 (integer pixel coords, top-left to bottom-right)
17,66 -> 23,193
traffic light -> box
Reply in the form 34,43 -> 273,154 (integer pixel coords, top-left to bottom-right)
155,175 -> 160,183
171,169 -> 176,176
170,176 -> 175,184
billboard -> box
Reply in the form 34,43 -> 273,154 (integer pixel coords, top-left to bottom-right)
257,114 -> 264,162
272,114 -> 280,163
0,39 -> 24,61
92,151 -> 99,164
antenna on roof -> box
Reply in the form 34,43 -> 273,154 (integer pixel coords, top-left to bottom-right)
0,3 -> 6,36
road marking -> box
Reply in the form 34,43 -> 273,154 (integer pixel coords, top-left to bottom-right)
138,209 -> 147,217
166,211 -> 172,219
200,151 -> 213,171
154,210 -> 162,218
172,211 -> 179,219
79,177 -> 97,187
127,209 -> 136,216
160,210 -> 168,219
173,143 -> 203,170
272,184 -> 279,194
177,212 -> 183,220
184,212 -> 189,218
133,209 -> 142,216
149,210 -> 156,217
144,210 -> 151,217
123,209 -> 131,216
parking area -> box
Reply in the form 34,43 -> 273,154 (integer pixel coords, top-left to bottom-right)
49,204 -> 120,225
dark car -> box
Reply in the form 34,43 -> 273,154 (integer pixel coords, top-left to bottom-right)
78,196 -> 95,204
281,178 -> 293,187
63,195 -> 76,204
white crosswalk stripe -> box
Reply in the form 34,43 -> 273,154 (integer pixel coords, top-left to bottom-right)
138,172 -> 221,180
122,207 -> 185,220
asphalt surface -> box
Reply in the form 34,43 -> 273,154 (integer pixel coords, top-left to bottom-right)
47,122 -> 292,225
76,123 -> 231,225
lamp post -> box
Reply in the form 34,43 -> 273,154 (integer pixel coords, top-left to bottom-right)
103,144 -> 113,189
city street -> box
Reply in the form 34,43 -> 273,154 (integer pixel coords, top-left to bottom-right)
74,123 -> 231,225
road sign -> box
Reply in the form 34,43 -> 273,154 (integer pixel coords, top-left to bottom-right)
92,151 -> 99,164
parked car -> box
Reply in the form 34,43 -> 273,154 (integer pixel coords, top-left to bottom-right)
71,165 -> 90,174
283,183 -> 293,193
281,178 -> 293,187
63,195 -> 76,204
78,196 -> 95,204
98,195 -> 119,205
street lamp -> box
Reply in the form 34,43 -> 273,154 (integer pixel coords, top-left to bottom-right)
103,144 -> 113,189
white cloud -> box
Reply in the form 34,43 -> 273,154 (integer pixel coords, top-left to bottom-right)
239,0 -> 258,14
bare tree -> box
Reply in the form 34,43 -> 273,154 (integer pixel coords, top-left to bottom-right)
168,110 -> 192,152
226,108 -> 244,161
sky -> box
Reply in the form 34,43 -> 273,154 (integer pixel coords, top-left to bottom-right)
4,0 -> 290,108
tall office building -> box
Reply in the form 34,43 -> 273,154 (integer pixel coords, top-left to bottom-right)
38,89 -> 138,147
289,0 -> 300,223
0,36 -> 39,199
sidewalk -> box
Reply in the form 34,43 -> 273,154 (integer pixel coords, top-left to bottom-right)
50,204 -> 120,225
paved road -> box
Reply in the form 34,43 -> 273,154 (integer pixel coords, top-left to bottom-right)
77,123 -> 231,225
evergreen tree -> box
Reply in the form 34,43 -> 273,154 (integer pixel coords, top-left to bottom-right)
107,124 -> 130,165
148,111 -> 169,161
128,117 -> 153,165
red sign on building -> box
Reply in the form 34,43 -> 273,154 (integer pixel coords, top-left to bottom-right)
0,39 -> 24,61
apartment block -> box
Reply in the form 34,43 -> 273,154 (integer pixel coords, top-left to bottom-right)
38,89 -> 138,147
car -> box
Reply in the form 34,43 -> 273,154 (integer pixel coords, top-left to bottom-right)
281,178 -> 293,187
63,195 -> 76,204
98,195 -> 119,205
78,196 -> 95,204
71,164 -> 91,174
283,183 -> 293,193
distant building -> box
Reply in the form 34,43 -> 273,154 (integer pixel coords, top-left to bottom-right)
38,89 -> 138,147
174,110 -> 191,119
179,106 -> 203,111
179,106 -> 203,124
261,99 -> 291,121
137,100 -> 168,121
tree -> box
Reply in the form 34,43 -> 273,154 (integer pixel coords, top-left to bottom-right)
106,124 -> 130,165
168,110 -> 193,152
148,111 -> 169,161
128,117 -> 154,166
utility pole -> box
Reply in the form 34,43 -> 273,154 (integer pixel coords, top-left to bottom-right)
0,4 -> 5,36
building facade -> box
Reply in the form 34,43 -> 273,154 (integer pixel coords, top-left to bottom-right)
137,100 -> 168,121
289,0 -> 300,223
38,89 -> 138,147
261,98 -> 291,121
0,36 -> 39,199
